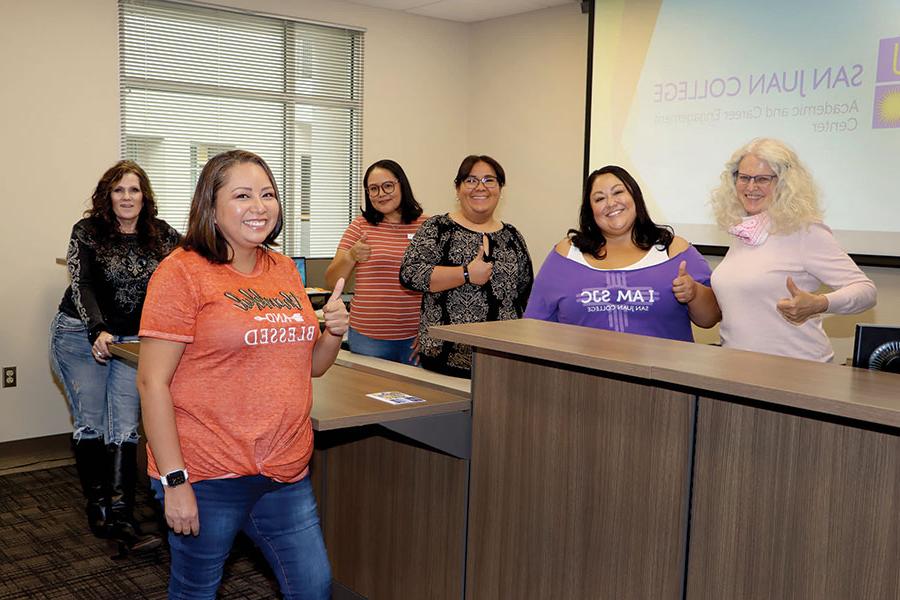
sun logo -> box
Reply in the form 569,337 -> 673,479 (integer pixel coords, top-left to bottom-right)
873,86 -> 900,128
878,88 -> 900,124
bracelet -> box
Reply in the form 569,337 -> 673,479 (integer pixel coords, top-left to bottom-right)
462,264 -> 470,284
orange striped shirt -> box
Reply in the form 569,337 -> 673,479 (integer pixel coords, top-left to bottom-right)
338,215 -> 425,340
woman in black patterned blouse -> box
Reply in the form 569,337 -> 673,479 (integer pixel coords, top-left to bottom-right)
50,160 -> 180,552
400,155 -> 533,377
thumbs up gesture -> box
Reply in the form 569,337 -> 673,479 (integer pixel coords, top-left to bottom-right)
466,235 -> 493,286
322,277 -> 349,336
671,260 -> 697,304
349,233 -> 371,263
776,276 -> 829,324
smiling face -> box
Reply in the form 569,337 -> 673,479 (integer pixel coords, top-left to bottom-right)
214,162 -> 280,255
735,154 -> 778,216
456,160 -> 501,223
589,172 -> 637,238
110,172 -> 143,232
365,167 -> 402,220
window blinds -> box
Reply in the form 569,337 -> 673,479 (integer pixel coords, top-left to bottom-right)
119,0 -> 364,257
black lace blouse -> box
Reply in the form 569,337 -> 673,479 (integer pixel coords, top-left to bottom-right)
400,214 -> 533,377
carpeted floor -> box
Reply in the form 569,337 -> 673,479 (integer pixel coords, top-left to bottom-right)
0,466 -> 281,599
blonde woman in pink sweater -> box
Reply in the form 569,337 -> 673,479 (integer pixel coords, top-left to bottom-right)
709,138 -> 876,362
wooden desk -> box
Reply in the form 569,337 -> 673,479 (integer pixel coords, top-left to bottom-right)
431,319 -> 900,600
110,343 -> 468,432
109,342 -> 472,600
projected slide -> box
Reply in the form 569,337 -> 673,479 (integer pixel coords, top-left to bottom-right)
588,0 -> 900,257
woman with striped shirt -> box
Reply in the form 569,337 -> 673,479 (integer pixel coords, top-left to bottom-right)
325,159 -> 426,364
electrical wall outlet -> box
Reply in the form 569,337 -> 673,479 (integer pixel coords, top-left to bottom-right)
3,367 -> 16,388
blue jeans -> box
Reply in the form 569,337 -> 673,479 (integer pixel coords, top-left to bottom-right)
347,327 -> 418,365
152,475 -> 331,600
49,312 -> 140,444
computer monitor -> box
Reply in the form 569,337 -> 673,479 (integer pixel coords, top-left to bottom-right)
852,324 -> 900,373
291,257 -> 307,286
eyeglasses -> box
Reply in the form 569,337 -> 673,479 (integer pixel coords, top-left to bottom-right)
734,172 -> 777,187
461,175 -> 500,189
367,180 -> 398,197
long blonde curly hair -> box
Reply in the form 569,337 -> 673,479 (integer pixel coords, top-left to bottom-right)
711,138 -> 822,234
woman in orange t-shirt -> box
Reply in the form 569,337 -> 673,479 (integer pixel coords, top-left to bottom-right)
137,150 -> 348,599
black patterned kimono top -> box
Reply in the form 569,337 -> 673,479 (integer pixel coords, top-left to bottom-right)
399,214 -> 533,377
58,217 -> 181,343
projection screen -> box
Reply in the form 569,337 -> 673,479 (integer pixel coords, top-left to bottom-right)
586,0 -> 900,261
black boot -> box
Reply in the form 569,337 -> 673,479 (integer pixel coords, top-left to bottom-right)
106,442 -> 162,553
73,438 -> 108,538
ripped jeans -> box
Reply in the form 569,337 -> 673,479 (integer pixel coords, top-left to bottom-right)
49,312 -> 140,445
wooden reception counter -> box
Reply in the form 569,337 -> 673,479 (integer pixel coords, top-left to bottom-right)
308,353 -> 470,600
431,319 -> 900,600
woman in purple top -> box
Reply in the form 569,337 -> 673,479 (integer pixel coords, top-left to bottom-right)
525,165 -> 720,342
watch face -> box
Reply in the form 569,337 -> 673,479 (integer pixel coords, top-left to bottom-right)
166,470 -> 186,487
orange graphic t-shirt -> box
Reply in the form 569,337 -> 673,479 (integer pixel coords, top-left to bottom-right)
140,248 -> 319,483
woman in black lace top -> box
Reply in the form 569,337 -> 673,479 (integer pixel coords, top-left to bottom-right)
50,160 -> 180,552
400,155 -> 533,377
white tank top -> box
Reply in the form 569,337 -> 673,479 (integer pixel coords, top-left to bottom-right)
566,243 -> 669,271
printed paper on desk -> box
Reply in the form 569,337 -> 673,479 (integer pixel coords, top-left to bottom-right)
367,391 -> 426,405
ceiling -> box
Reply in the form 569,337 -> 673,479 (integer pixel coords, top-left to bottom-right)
343,0 -> 578,23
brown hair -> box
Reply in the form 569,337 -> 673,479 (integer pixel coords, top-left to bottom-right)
86,160 -> 163,252
182,150 -> 283,264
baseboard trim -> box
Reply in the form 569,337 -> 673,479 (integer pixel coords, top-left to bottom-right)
0,433 -> 74,475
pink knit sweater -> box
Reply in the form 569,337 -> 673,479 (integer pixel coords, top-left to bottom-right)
711,222 -> 876,362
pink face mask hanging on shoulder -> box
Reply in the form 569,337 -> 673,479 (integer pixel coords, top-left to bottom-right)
728,211 -> 771,246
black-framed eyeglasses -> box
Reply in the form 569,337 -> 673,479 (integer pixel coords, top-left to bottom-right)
367,180 -> 399,197
734,172 -> 777,187
461,175 -> 499,189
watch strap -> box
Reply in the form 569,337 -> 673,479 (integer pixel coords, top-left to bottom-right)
462,264 -> 470,284
161,468 -> 189,487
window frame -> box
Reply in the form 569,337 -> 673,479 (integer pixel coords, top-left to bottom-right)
118,0 -> 365,258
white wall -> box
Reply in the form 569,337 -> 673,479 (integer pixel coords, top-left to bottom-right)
1,1 -> 897,443
0,0 -> 121,442
468,5 -> 588,262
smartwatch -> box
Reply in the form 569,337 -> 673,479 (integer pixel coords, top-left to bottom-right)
462,264 -> 470,284
161,468 -> 189,488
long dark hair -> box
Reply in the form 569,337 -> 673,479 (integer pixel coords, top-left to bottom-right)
182,150 -> 283,264
85,160 -> 164,254
568,165 -> 673,259
362,159 -> 423,225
